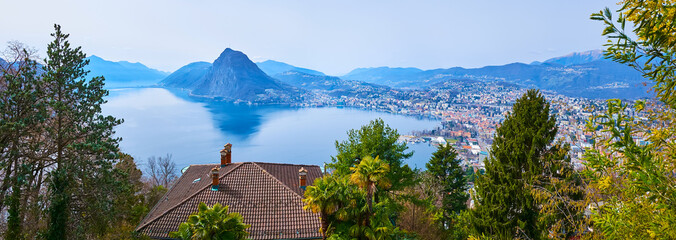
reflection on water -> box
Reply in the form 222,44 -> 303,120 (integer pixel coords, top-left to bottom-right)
104,88 -> 441,170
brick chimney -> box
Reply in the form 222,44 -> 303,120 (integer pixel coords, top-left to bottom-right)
299,167 -> 308,190
211,167 -> 220,191
220,143 -> 232,167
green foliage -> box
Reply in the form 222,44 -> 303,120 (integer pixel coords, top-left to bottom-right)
33,24 -> 125,239
469,89 -> 558,239
531,142 -> 587,239
586,1 -> 676,239
330,118 -> 414,192
0,43 -> 45,240
306,154 -> 405,239
169,202 -> 250,240
464,168 -> 484,183
591,0 -> 676,109
145,185 -> 168,211
581,99 -> 676,239
426,143 -> 468,228
350,156 -> 391,212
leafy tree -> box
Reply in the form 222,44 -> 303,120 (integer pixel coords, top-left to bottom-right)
397,171 -> 451,240
169,202 -> 250,240
469,89 -> 557,239
306,159 -> 405,240
426,143 -> 468,229
0,42 -> 45,240
104,153 -> 152,239
42,24 -> 123,239
145,185 -> 168,210
585,1 -> 676,238
530,142 -> 587,239
330,118 -> 414,192
582,100 -> 676,239
592,0 -> 676,108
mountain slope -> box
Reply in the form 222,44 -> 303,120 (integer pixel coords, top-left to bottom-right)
341,67 -> 423,85
162,48 -> 301,102
543,50 -> 604,66
85,55 -> 168,87
160,61 -> 211,89
257,60 -> 325,76
340,50 -> 650,99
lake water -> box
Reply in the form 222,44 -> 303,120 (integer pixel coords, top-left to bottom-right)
103,88 -> 441,171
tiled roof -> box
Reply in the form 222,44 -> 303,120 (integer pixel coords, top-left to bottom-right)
136,162 -> 324,239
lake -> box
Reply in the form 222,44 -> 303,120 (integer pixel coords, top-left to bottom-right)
103,88 -> 441,171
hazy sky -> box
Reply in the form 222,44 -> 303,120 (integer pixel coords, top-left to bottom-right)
1,0 -> 619,75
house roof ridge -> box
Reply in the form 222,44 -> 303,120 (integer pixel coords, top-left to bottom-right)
251,162 -> 307,200
251,161 -> 321,168
135,162 -> 246,232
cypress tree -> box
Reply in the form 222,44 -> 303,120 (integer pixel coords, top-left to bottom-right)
426,143 -> 468,228
469,89 -> 557,239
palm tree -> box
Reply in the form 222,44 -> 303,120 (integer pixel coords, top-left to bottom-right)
169,202 -> 250,240
349,156 -> 391,213
303,175 -> 343,239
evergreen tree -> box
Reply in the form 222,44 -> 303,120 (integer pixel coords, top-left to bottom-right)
469,89 -> 557,239
426,143 -> 468,229
42,24 -> 123,239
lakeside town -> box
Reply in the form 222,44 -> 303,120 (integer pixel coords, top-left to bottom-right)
295,79 -> 649,172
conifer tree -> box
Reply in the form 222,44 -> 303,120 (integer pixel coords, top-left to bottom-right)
426,143 -> 468,228
469,89 -> 557,239
43,24 -> 122,239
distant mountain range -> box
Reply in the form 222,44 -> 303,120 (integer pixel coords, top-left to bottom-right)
256,60 -> 325,76
538,49 -> 604,66
86,48 -> 652,101
85,55 -> 169,88
161,48 -> 302,102
339,50 -> 651,99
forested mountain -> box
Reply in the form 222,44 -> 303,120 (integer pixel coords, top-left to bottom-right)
339,51 -> 650,99
256,60 -> 325,76
85,55 -> 168,88
161,48 -> 302,102
541,49 -> 604,66
341,67 -> 424,86
159,61 -> 211,89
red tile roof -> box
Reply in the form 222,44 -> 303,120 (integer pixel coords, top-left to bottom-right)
136,162 -> 323,239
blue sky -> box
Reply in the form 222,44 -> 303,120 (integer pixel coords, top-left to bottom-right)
1,0 -> 618,75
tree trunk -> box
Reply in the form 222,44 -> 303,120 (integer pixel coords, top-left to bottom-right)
320,212 -> 329,240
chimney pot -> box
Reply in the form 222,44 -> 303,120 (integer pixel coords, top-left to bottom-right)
299,167 -> 308,190
211,167 -> 220,191
220,143 -> 232,167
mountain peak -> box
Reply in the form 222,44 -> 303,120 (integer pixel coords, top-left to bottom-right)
218,48 -> 244,58
87,55 -> 104,61
543,49 -> 605,66
164,48 -> 301,102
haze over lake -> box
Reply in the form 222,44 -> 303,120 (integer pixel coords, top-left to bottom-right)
103,88 -> 441,170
